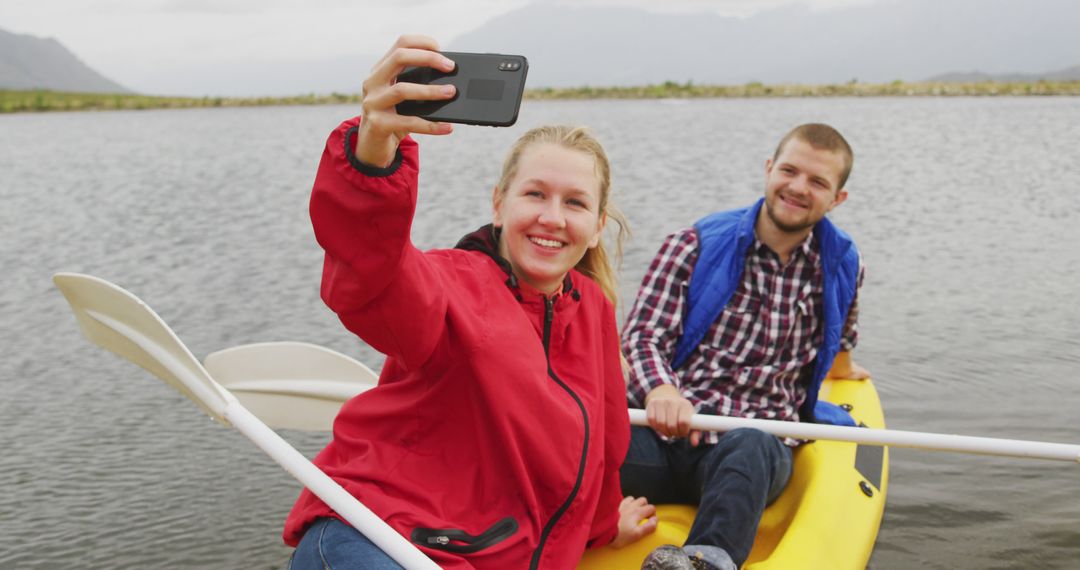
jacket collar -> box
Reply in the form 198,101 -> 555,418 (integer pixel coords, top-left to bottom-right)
454,224 -> 575,296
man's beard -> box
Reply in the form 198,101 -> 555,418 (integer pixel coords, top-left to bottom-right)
764,197 -> 817,234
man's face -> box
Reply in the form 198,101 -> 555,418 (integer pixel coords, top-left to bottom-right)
763,138 -> 849,234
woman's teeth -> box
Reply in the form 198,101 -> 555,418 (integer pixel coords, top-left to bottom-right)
530,237 -> 563,248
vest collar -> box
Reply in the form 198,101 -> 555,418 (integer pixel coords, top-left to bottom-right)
742,197 -> 852,274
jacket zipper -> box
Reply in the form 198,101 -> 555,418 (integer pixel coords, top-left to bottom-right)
410,517 -> 519,554
529,296 -> 590,569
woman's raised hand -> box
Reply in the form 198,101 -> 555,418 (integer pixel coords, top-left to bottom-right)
355,35 -> 458,168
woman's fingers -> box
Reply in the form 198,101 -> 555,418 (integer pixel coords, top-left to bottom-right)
371,34 -> 444,73
621,496 -> 657,524
354,111 -> 452,166
612,496 -> 659,548
362,113 -> 453,138
636,499 -> 657,519
368,46 -> 455,91
363,79 -> 456,116
380,34 -> 442,64
360,80 -> 455,142
635,515 -> 659,537
627,497 -> 658,540
353,35 -> 458,165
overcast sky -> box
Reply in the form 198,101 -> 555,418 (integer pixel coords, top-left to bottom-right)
3,0 -> 880,95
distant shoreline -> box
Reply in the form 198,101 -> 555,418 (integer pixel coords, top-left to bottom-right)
4,80 -> 1080,113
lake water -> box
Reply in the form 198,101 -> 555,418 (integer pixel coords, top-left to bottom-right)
2,97 -> 1079,569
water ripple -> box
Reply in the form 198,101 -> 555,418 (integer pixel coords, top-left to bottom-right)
4,99 -> 1080,568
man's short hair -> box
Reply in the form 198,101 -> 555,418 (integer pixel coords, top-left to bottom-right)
773,123 -> 854,190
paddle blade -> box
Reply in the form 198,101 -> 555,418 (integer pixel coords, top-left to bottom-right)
53,272 -> 233,423
204,341 -> 377,431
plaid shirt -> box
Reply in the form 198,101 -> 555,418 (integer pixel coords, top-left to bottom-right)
622,227 -> 863,446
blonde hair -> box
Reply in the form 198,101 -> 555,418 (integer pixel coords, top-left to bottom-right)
495,125 -> 629,306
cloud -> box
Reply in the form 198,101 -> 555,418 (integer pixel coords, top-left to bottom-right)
549,0 -> 881,17
0,0 -> 921,94
142,0 -> 279,14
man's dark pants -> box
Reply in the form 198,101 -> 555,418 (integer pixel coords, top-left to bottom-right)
620,426 -> 793,566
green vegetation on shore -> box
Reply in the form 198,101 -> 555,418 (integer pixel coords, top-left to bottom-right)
0,90 -> 360,113
4,80 -> 1080,114
526,79 -> 1080,99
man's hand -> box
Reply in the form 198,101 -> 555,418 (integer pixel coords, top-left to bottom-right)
843,360 -> 871,379
644,384 -> 702,446
610,496 -> 658,549
826,351 -> 871,380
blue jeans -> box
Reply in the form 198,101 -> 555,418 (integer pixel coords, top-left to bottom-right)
288,517 -> 405,570
620,427 -> 793,567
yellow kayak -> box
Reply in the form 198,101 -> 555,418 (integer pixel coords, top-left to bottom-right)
579,377 -> 889,569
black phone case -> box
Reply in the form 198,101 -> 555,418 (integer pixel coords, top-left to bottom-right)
396,52 -> 529,127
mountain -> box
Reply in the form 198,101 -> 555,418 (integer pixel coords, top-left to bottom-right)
0,27 -> 130,93
929,64 -> 1080,83
6,0 -> 1077,97
448,0 -> 1080,88
122,55 -> 378,98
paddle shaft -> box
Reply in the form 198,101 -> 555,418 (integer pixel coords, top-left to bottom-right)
628,409 -> 1080,463
225,402 -> 440,570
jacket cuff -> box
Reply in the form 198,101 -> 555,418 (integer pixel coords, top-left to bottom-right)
344,125 -> 403,177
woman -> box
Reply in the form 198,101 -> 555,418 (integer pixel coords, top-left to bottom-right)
283,35 -> 656,569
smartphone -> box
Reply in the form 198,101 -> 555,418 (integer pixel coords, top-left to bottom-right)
396,51 -> 529,127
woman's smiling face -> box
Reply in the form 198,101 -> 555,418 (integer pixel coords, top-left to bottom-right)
493,142 -> 605,295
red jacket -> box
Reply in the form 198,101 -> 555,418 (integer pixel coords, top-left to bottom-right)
283,118 -> 630,569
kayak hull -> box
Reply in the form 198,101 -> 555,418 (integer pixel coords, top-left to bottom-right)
578,377 -> 889,569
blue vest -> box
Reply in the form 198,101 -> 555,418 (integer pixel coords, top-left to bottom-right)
671,198 -> 861,425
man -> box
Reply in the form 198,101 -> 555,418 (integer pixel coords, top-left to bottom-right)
621,123 -> 869,570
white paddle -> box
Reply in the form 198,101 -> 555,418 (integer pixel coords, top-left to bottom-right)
202,337 -> 1079,464
628,411 -> 1079,462
204,341 -> 378,432
53,272 -> 439,570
